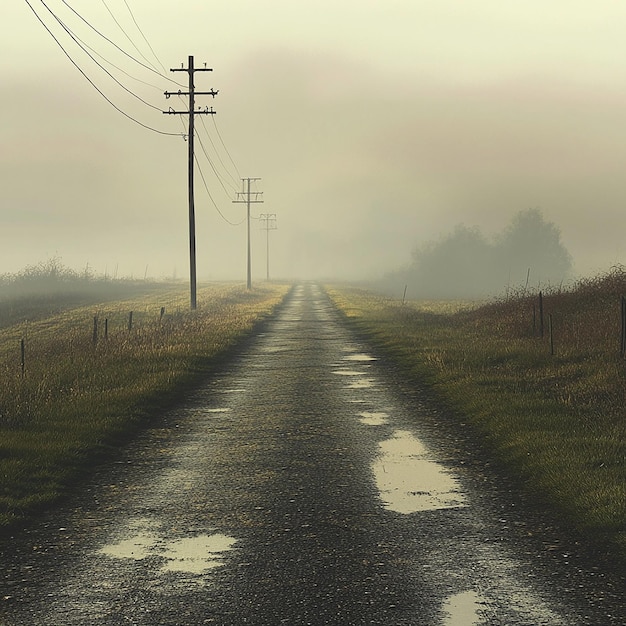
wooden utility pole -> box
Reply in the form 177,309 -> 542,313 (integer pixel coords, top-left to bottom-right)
164,56 -> 217,309
259,213 -> 277,281
233,178 -> 263,289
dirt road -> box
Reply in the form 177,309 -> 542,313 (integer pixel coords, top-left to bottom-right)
0,283 -> 623,624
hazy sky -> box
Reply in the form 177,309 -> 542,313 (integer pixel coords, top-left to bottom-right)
3,1 -> 626,283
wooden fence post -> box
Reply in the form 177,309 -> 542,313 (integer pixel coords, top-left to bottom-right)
539,292 -> 544,338
93,316 -> 98,346
619,296 -> 626,358
549,313 -> 554,356
128,311 -> 133,332
20,338 -> 25,377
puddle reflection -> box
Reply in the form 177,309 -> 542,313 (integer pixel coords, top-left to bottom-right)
346,378 -> 376,389
342,353 -> 377,362
99,533 -> 157,561
332,370 -> 363,376
161,534 -> 238,574
373,430 -> 465,513
99,518 -> 238,576
441,590 -> 485,625
358,411 -> 389,426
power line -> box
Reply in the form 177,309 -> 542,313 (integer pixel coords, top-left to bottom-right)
59,0 -> 185,88
194,153 -> 245,226
195,125 -> 239,196
198,115 -> 240,191
211,115 -> 242,180
121,0 -> 168,75
174,95 -> 244,229
100,0 -> 160,74
56,1 -> 166,93
25,0 -> 181,137
62,29 -> 165,94
40,1 -> 163,112
196,133 -> 238,198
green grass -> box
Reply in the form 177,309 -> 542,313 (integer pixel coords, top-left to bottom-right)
0,282 -> 291,528
326,271 -> 626,557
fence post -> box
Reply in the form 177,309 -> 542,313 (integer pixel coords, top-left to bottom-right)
128,311 -> 133,332
20,338 -> 25,377
539,292 -> 544,338
93,315 -> 98,346
104,318 -> 109,341
621,296 -> 626,358
549,313 -> 554,356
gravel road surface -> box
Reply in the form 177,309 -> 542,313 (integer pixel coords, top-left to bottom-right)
0,283 -> 623,625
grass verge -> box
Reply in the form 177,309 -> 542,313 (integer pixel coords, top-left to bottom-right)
326,276 -> 626,559
0,282 -> 291,528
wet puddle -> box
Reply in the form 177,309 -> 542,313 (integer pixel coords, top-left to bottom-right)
100,532 -> 157,561
373,430 -> 465,513
99,518 -> 238,576
332,368 -> 377,389
441,590 -> 485,625
346,378 -> 376,389
259,346 -> 285,354
342,353 -> 377,362
358,411 -> 389,426
332,369 -> 364,376
160,534 -> 238,573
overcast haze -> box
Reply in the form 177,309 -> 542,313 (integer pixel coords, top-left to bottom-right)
3,2 -> 626,283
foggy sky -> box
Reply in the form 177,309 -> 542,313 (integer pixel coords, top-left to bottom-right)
3,1 -> 626,282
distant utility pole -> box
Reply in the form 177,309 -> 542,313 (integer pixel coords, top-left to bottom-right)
233,178 -> 263,289
164,55 -> 218,310
259,213 -> 277,281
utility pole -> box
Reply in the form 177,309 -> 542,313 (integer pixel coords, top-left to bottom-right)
164,55 -> 217,310
233,178 -> 263,289
259,213 -> 277,281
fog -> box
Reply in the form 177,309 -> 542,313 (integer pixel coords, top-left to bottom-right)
3,2 -> 626,288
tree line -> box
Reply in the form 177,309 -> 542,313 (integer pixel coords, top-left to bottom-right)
376,209 -> 573,299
